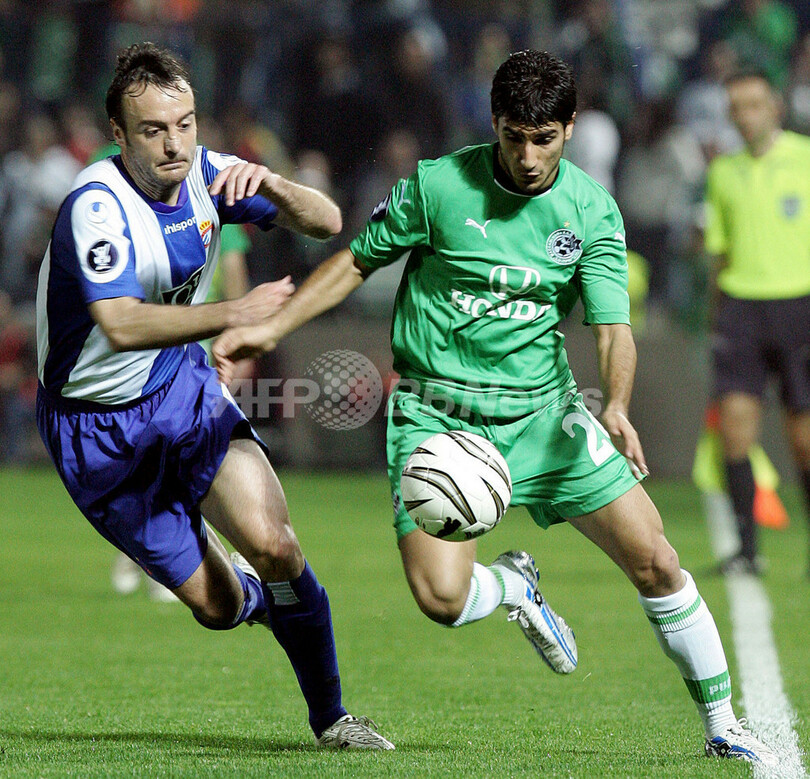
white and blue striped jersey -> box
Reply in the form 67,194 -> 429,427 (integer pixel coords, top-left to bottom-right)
36,146 -> 277,405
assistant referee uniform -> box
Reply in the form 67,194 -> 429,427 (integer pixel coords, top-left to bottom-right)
704,128 -> 810,567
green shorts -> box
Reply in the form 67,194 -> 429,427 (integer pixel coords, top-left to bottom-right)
387,387 -> 641,540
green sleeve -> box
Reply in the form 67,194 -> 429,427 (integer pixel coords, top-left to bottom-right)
87,142 -> 120,165
220,223 -> 251,255
703,160 -> 727,256
349,172 -> 430,269
576,203 -> 631,325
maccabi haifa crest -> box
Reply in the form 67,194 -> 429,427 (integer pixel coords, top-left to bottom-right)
546,228 -> 583,265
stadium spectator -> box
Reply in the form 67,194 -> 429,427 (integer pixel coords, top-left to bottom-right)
718,0 -> 798,88
787,31 -> 810,134
61,102 -> 107,166
616,100 -> 705,309
558,0 -> 637,128
455,22 -> 513,144
291,32 -> 383,197
0,111 -> 81,303
214,49 -> 777,767
704,69 -> 810,576
677,39 -> 743,162
563,81 -> 620,194
379,25 -> 451,160
0,79 -> 21,156
35,42 -> 393,750
349,128 -> 421,313
0,289 -> 36,464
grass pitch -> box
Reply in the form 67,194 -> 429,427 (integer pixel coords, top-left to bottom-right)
1,467 -> 807,777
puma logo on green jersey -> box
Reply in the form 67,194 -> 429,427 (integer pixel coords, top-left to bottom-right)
464,217 -> 491,238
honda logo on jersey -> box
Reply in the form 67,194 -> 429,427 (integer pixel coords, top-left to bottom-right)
488,265 -> 541,300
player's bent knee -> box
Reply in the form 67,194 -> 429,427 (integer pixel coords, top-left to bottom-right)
242,523 -> 303,580
192,592 -> 243,630
409,574 -> 468,625
631,538 -> 682,598
415,595 -> 464,626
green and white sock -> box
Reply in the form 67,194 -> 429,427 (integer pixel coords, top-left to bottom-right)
488,559 -> 530,608
451,563 -> 506,627
639,569 -> 738,737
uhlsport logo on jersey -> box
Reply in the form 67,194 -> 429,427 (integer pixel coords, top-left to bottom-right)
86,201 -> 109,224
546,228 -> 583,265
450,264 -> 550,321
199,220 -> 213,248
163,216 -> 197,235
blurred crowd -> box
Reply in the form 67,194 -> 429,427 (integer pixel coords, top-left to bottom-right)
1,0 -> 810,465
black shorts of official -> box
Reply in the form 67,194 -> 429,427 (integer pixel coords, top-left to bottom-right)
712,293 -> 810,412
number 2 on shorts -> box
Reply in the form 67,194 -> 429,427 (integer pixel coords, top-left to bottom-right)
561,410 -> 614,466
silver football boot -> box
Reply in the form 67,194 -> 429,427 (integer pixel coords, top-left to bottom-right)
317,715 -> 395,750
493,550 -> 578,674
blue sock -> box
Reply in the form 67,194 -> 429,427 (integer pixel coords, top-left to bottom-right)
264,561 -> 347,737
193,563 -> 268,630
231,564 -> 268,624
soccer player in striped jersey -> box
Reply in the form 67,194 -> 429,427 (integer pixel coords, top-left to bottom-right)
214,50 -> 777,765
36,42 -> 393,750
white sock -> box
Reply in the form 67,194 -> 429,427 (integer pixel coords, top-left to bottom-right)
639,569 -> 738,737
451,563 -> 505,627
488,560 -> 530,608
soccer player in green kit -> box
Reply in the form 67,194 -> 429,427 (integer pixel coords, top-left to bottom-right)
214,50 -> 776,765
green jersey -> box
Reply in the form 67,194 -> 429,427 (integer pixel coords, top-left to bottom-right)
349,143 -> 630,417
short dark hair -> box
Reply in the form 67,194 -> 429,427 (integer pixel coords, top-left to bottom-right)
491,50 -> 577,127
106,42 -> 192,129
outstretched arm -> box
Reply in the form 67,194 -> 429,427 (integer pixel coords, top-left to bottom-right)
208,163 -> 341,239
89,277 -> 294,352
213,248 -> 368,383
592,323 -> 649,479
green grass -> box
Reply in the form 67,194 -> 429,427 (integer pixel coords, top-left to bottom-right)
0,468 -> 807,777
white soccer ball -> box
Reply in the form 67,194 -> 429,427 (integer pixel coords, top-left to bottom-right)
400,430 -> 512,541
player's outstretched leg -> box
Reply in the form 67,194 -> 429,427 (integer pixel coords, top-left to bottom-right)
229,552 -> 394,750
639,570 -> 776,767
399,532 -> 576,673
491,551 -> 577,674
202,441 -> 394,749
569,484 -> 776,762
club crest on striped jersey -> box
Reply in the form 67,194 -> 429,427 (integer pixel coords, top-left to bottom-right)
199,219 -> 213,248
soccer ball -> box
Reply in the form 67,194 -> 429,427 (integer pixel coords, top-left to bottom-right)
400,430 -> 512,541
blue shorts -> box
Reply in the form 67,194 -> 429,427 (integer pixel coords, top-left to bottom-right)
36,343 -> 265,589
